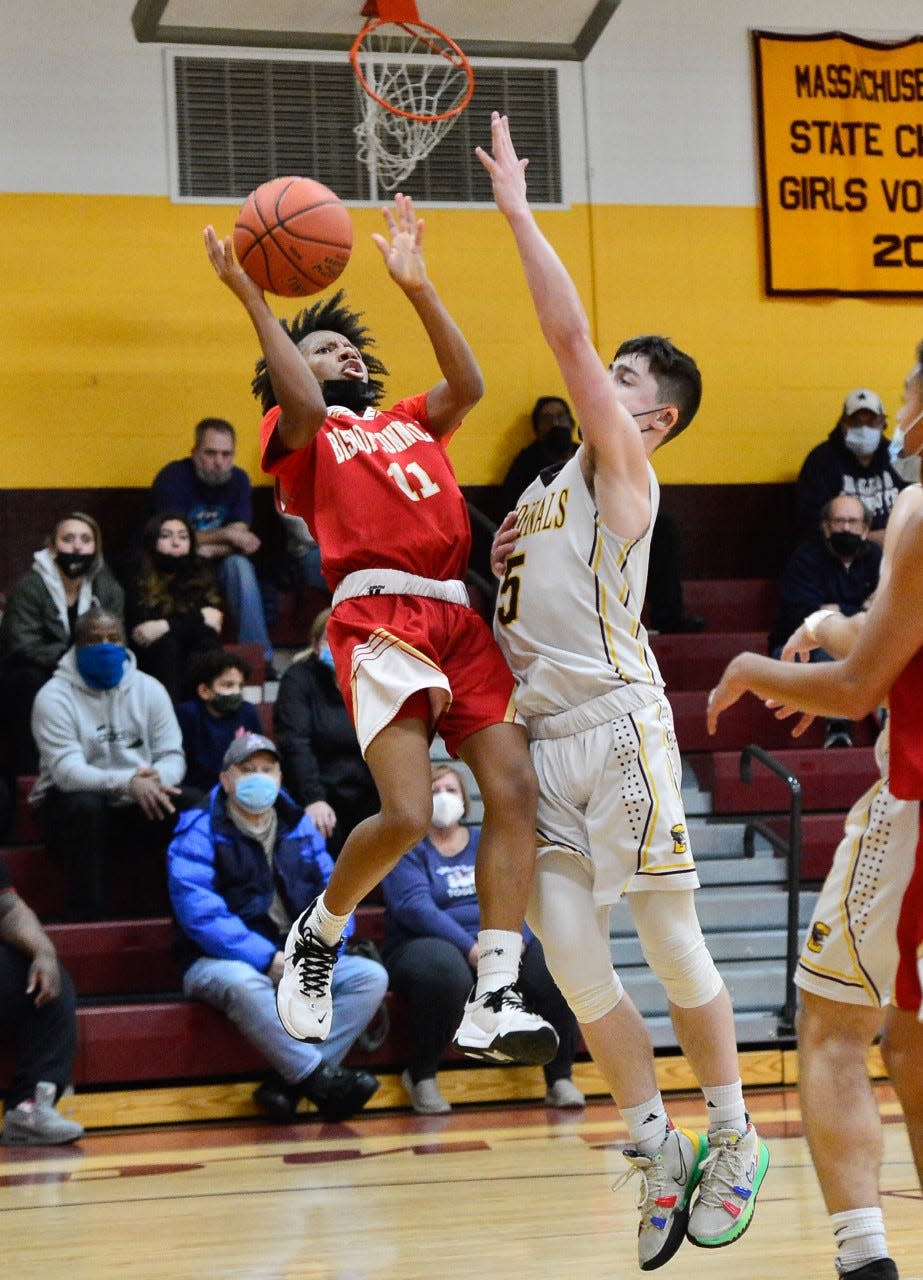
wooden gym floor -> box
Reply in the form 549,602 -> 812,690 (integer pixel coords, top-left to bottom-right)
2,1083 -> 920,1280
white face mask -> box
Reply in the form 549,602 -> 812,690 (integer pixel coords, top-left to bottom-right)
889,409 -> 923,483
843,425 -> 882,457
431,790 -> 465,829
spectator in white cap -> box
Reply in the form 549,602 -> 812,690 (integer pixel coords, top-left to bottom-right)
796,387 -> 907,547
167,730 -> 387,1122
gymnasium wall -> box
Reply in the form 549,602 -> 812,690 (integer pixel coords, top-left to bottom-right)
1,1 -> 921,564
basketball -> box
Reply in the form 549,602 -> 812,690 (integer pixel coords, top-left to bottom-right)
233,176 -> 353,297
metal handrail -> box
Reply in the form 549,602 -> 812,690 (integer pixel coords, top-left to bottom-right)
739,744 -> 802,1039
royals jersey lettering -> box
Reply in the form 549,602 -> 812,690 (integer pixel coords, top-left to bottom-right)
260,395 -> 471,591
494,453 -> 665,720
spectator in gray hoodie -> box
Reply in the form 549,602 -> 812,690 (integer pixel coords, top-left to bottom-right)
30,608 -> 189,920
0,512 -> 123,774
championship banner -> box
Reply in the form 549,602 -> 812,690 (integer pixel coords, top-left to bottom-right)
753,29 -> 923,296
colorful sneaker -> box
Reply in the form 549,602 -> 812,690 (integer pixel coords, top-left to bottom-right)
613,1125 -> 709,1271
276,902 -> 340,1042
451,984 -> 559,1065
1,1082 -> 84,1146
687,1120 -> 769,1248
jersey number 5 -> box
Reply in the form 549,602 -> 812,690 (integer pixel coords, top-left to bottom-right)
387,461 -> 440,501
496,552 -> 525,625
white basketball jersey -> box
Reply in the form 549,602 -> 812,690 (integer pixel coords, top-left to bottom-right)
494,452 -> 665,723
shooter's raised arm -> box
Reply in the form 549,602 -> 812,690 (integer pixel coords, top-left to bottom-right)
203,225 -> 327,450
372,193 -> 483,437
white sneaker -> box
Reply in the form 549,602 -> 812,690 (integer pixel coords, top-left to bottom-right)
276,903 -> 340,1042
401,1070 -> 452,1115
1,1082 -> 84,1146
452,984 -> 559,1065
544,1078 -> 585,1109
613,1125 -> 709,1271
687,1120 -> 769,1248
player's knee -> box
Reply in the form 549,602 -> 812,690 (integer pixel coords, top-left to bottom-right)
568,971 -> 624,1024
378,792 -> 432,850
648,935 -> 723,1009
481,753 -> 537,825
797,991 -> 881,1057
879,1017 -> 923,1098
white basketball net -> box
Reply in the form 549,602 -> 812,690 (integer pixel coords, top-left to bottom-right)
353,26 -> 472,191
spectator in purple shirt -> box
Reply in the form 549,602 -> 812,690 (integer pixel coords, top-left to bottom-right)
381,763 -> 584,1115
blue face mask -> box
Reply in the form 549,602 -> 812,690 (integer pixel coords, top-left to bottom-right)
76,642 -> 127,690
233,772 -> 280,814
888,411 -> 923,483
317,644 -> 335,670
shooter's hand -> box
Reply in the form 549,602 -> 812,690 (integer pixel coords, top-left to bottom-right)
371,193 -> 427,291
204,226 -> 266,307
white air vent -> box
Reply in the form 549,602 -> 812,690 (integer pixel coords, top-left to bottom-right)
171,53 -> 560,205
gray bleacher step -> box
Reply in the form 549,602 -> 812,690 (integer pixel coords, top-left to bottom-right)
620,959 -> 791,1020
609,888 -> 818,937
647,1008 -> 789,1051
681,756 -> 712,816
694,857 -> 788,886
687,818 -> 775,858
611,927 -> 800,967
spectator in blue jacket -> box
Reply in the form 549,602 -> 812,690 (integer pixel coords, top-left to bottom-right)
167,732 -> 386,1122
381,763 -> 583,1115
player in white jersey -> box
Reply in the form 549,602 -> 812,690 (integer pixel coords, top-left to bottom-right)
477,113 -> 768,1272
708,445 -> 923,1280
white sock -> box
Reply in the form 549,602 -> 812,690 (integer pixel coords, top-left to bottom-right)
701,1080 -> 747,1136
832,1207 -> 889,1273
623,1096 -> 669,1156
309,893 -> 350,947
475,929 -> 521,996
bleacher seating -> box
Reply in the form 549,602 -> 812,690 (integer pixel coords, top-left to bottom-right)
1,575 -> 882,1126
697,747 -> 878,815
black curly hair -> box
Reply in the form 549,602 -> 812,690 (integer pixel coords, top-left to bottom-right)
251,289 -> 389,414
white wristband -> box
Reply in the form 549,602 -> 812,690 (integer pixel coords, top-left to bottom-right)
803,608 -> 836,644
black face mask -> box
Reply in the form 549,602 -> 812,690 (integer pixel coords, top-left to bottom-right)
210,691 -> 243,716
544,426 -> 574,458
55,551 -> 94,579
322,379 -> 377,414
828,531 -> 864,558
152,550 -> 194,574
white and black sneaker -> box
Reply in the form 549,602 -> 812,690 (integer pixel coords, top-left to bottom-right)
452,984 -> 559,1065
276,902 -> 340,1042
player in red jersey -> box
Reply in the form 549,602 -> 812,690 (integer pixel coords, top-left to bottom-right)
203,196 -> 557,1067
707,345 -> 923,1280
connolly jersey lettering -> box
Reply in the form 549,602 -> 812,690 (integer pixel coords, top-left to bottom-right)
494,452 -> 665,720
260,394 -> 471,591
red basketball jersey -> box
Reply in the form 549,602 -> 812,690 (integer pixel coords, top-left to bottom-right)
889,645 -> 923,800
889,643 -> 923,1014
260,396 -> 471,592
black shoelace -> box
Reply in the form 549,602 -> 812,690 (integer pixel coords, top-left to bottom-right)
291,931 -> 336,998
482,984 -> 526,1012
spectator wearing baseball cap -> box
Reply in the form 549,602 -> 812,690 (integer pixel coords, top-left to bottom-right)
796,386 -> 907,548
166,731 -> 387,1122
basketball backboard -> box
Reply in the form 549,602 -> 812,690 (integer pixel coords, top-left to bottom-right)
132,0 -> 623,61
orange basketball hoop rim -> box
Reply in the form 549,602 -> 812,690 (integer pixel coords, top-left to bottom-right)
351,0 -> 474,122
